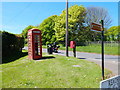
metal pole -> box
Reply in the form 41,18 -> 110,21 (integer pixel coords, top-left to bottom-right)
66,0 -> 69,57
101,20 -> 104,80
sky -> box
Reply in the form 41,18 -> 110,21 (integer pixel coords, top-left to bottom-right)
1,1 -> 119,34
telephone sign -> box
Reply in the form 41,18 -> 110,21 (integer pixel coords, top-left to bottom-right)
33,31 -> 40,33
28,29 -> 42,60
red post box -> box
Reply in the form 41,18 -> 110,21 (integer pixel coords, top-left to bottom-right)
70,41 -> 76,57
28,28 -> 42,59
70,41 -> 76,48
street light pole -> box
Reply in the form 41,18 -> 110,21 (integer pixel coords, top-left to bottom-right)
66,0 -> 69,57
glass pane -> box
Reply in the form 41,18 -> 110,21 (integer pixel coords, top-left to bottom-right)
34,35 -> 41,56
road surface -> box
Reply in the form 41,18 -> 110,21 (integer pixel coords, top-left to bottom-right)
23,47 -> 120,75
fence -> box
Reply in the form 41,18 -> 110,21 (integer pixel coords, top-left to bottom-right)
85,41 -> 119,47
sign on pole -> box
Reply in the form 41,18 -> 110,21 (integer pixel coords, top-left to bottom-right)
100,75 -> 120,88
91,21 -> 105,80
91,22 -> 102,31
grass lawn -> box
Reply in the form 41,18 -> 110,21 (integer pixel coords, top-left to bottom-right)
76,45 -> 118,55
1,51 -> 112,88
42,44 -> 118,55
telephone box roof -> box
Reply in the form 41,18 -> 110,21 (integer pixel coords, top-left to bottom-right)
28,28 -> 41,31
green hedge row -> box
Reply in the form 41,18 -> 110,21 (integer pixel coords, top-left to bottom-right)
2,31 -> 24,63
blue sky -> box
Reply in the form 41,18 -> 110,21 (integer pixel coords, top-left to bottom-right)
1,2 -> 118,34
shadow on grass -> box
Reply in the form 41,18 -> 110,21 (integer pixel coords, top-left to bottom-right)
57,52 -> 64,54
35,56 -> 55,61
2,51 -> 28,64
78,58 -> 86,59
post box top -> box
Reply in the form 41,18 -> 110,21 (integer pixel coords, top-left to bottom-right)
70,41 -> 76,43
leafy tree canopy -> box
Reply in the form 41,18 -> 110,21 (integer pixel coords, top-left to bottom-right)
38,15 -> 58,45
21,25 -> 36,39
54,5 -> 86,42
105,26 -> 120,41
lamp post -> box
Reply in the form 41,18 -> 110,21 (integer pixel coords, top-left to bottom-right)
66,0 -> 69,57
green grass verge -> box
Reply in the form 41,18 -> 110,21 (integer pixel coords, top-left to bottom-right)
1,51 -> 112,88
76,45 -> 118,55
42,44 -> 118,55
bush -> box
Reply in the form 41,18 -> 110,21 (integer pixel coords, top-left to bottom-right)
2,31 -> 24,63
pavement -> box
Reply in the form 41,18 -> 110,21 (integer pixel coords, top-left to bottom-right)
23,47 -> 120,75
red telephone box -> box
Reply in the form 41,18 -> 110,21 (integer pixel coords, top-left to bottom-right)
70,41 -> 76,48
28,28 -> 42,59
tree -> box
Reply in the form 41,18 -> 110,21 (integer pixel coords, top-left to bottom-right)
85,6 -> 112,28
38,15 -> 58,45
21,25 -> 36,44
105,26 -> 120,41
21,25 -> 36,39
54,5 -> 87,43
83,6 -> 112,42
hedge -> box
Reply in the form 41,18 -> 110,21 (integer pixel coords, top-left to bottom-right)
2,31 -> 24,63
